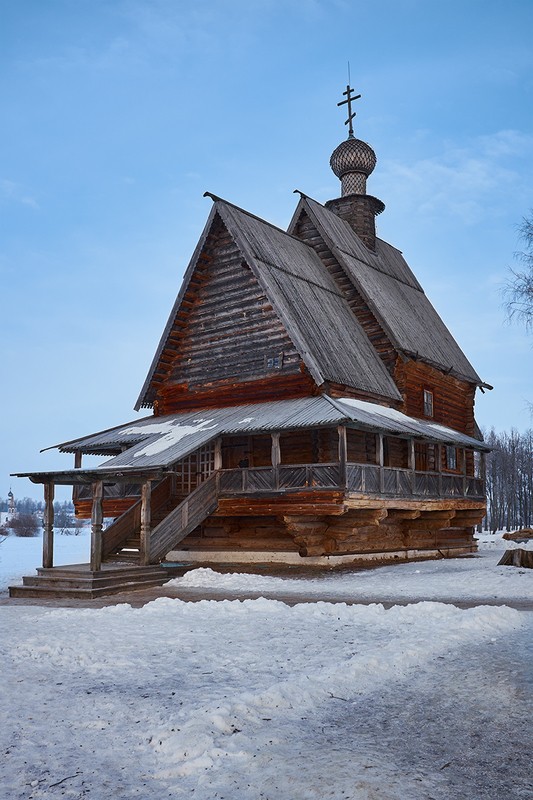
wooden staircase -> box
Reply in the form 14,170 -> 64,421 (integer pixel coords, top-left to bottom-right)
9,473 -> 220,600
102,473 -> 219,566
103,477 -> 183,564
149,473 -> 219,563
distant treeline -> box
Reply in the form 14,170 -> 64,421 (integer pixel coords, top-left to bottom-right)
484,429 -> 533,532
0,497 -> 75,522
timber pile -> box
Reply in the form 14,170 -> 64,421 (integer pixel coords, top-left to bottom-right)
498,549 -> 533,569
503,528 -> 533,542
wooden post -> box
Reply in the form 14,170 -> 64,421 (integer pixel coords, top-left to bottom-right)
72,451 -> 82,505
140,480 -> 152,566
90,480 -> 103,572
462,448 -> 468,497
377,433 -> 384,494
437,444 -> 443,496
214,437 -> 222,471
408,438 -> 416,494
271,432 -> 280,490
480,451 -> 486,489
42,481 -> 55,569
338,426 -> 347,489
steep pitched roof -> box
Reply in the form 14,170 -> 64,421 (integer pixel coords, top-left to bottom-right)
289,196 -> 482,385
135,197 -> 402,409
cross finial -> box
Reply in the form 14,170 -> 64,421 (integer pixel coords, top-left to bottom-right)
337,83 -> 361,139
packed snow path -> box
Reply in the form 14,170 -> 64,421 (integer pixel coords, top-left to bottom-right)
1,598 -> 531,799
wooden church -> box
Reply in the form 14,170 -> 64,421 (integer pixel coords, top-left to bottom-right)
11,87 -> 491,597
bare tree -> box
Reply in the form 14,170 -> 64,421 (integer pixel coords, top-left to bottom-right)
0,523 -> 9,544
484,428 -> 533,531
9,514 -> 40,537
503,213 -> 533,332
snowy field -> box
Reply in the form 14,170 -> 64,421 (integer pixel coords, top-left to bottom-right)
1,532 -> 532,799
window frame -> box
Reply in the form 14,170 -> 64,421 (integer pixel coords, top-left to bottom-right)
445,445 -> 457,471
423,388 -> 434,418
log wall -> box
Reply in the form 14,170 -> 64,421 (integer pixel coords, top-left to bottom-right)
176,507 -> 479,557
154,215 -> 310,414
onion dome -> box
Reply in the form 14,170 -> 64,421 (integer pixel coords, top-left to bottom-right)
330,136 -> 377,196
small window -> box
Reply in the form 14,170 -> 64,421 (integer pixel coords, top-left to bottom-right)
266,354 -> 283,369
446,446 -> 457,470
423,389 -> 434,418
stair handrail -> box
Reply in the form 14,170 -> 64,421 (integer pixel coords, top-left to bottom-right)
101,476 -> 175,558
149,472 -> 219,564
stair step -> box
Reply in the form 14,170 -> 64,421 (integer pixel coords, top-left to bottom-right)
10,563 -> 178,599
36,564 -> 166,580
105,553 -> 140,563
9,576 -> 173,600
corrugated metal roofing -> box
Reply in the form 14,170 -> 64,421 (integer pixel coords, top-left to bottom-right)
297,197 -> 482,384
329,397 -> 489,451
48,395 -> 488,478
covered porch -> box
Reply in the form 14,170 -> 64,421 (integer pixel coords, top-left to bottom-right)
10,395 -> 489,596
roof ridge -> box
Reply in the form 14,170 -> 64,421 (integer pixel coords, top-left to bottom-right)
205,192 -> 318,248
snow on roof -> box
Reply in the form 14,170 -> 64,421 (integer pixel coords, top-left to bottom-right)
43,395 -> 489,481
332,397 -> 488,450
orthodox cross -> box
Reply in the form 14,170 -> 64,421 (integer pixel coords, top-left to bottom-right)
337,84 -> 361,138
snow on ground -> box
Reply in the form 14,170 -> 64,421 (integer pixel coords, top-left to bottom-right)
165,542 -> 533,606
1,597 -> 530,799
0,530 -> 90,594
1,532 -> 532,798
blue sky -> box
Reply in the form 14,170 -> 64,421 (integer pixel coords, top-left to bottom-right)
2,0 -> 532,500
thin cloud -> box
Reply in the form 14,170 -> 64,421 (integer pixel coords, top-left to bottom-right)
378,130 -> 533,225
1,179 -> 39,210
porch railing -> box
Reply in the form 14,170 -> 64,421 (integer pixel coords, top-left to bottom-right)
218,463 -> 484,500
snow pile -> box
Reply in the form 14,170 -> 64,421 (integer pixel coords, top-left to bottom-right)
166,550 -> 533,604
0,597 -> 525,798
475,530 -> 533,551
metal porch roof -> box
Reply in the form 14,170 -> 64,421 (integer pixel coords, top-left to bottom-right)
17,396 -> 489,484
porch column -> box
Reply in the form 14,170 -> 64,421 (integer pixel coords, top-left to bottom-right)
462,448 -> 468,496
90,480 -> 103,572
214,437 -> 222,471
377,433 -> 384,494
42,481 -> 55,568
140,480 -> 152,567
338,426 -> 347,489
408,438 -> 416,494
271,432 -> 280,490
73,451 -> 82,503
480,451 -> 487,485
437,444 -> 443,496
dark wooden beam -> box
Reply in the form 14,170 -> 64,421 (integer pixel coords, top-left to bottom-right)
338,425 -> 347,489
42,481 -> 54,569
271,432 -> 280,490
90,480 -> 103,571
140,480 -> 152,567
214,437 -> 222,471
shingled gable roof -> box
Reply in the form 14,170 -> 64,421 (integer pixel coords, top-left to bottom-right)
135,197 -> 402,410
288,196 -> 483,386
